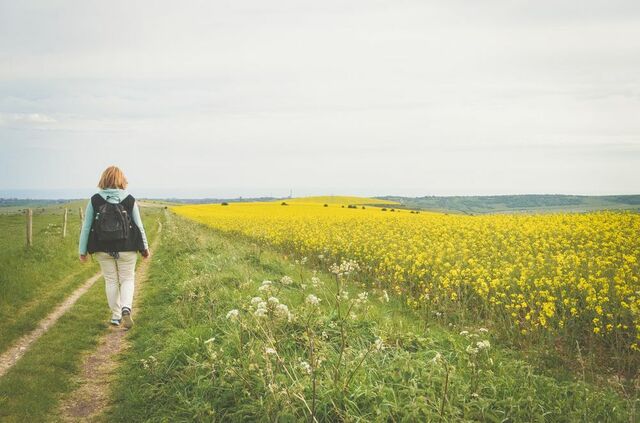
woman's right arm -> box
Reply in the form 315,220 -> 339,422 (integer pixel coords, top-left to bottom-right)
78,200 -> 94,258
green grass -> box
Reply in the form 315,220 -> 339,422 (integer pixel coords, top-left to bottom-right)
0,202 -> 166,354
0,202 -> 100,353
0,206 -> 165,423
0,279 -> 108,422
108,214 -> 637,422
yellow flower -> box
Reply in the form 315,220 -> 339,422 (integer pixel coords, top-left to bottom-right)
173,201 -> 640,351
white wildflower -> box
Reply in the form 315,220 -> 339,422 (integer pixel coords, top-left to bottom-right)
330,259 -> 360,276
339,259 -> 360,275
466,345 -> 479,354
268,296 -> 280,305
250,297 -> 264,306
459,330 -> 469,336
381,290 -> 390,303
299,360 -> 312,374
280,276 -> 293,286
226,309 -> 239,320
476,340 -> 491,350
374,337 -> 384,351
431,352 -> 442,364
306,294 -> 321,306
311,276 -> 321,287
265,347 -> 277,355
356,292 -> 369,305
478,328 -> 489,333
258,280 -> 273,292
275,303 -> 292,322
254,305 -> 268,318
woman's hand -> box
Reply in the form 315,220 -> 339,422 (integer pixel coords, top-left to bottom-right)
141,249 -> 151,260
79,254 -> 88,263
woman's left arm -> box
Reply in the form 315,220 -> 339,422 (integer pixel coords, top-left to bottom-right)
132,201 -> 149,251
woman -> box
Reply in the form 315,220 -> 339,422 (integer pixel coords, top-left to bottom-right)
78,166 -> 150,329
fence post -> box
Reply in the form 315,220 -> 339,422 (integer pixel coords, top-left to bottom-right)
79,207 -> 84,227
62,208 -> 68,238
26,209 -> 33,247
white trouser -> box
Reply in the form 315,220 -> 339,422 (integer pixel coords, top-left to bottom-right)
95,251 -> 137,320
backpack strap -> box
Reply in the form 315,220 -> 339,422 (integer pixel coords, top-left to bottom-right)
90,193 -> 107,209
121,195 -> 135,211
91,193 -> 135,209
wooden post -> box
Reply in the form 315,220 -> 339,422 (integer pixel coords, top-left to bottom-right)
79,207 -> 84,224
26,209 -> 33,247
62,208 -> 68,238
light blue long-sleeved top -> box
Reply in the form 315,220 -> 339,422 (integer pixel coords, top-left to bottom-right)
78,188 -> 149,255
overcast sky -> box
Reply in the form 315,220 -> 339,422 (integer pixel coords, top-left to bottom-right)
1,0 -> 639,198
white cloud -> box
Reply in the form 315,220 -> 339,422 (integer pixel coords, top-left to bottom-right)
0,113 -> 56,127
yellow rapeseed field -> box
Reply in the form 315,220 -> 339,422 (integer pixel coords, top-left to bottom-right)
173,200 -> 640,353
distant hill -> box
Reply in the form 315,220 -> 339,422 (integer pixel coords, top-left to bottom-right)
376,195 -> 640,214
285,196 -> 398,205
0,198 -> 72,207
153,197 -> 278,204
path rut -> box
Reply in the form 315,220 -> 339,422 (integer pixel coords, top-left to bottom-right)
0,271 -> 103,378
58,221 -> 162,422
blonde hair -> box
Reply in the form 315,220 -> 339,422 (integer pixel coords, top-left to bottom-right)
98,166 -> 128,189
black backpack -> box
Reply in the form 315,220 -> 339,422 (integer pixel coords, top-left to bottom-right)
87,193 -> 145,254
94,200 -> 131,241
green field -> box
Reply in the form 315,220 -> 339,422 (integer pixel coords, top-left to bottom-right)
380,194 -> 640,214
0,202 -> 164,422
0,202 -> 99,353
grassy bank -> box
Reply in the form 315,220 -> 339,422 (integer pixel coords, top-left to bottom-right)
0,207 -> 164,422
0,280 -> 108,422
0,203 -> 99,353
108,214 -> 636,422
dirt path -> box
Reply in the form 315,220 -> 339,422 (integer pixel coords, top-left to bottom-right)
58,221 -> 162,422
0,271 -> 103,378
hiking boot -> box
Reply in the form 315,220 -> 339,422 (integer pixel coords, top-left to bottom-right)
110,318 -> 121,326
121,307 -> 134,329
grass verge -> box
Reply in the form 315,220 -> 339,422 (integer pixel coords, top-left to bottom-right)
0,204 -> 98,353
0,207 -> 164,422
0,280 -> 107,422
108,214 -> 637,422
